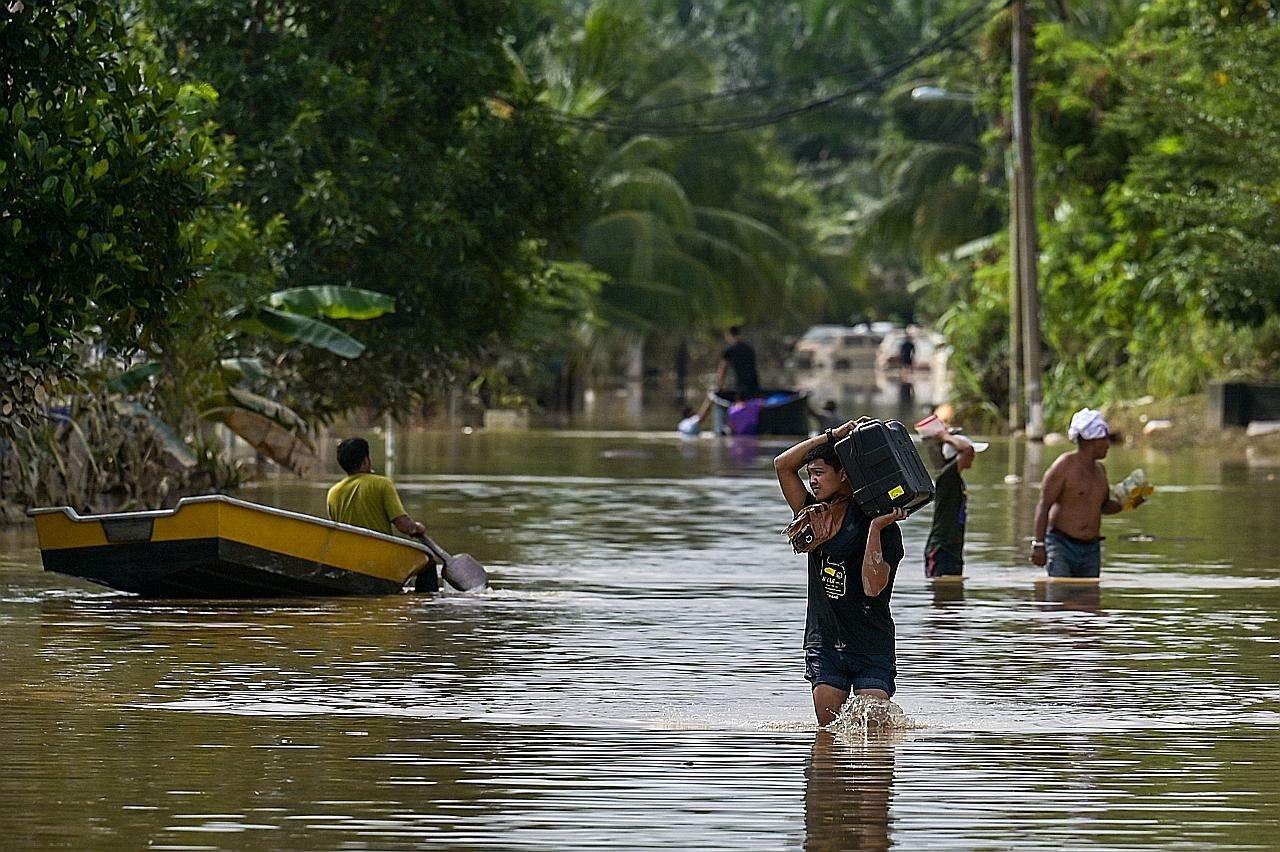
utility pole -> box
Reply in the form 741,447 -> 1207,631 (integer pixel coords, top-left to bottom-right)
1006,149 -> 1023,433
1011,0 -> 1044,439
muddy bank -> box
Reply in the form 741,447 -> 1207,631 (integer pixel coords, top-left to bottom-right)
1099,393 -> 1280,457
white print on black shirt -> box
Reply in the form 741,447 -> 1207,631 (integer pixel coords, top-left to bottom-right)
820,556 -> 847,600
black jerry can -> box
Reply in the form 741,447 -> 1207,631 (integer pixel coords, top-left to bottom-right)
834,419 -> 936,517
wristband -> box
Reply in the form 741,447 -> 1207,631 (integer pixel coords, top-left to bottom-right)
824,428 -> 834,445
1030,540 -> 1045,548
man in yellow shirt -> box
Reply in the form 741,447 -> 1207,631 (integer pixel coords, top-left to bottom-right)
326,437 -> 427,539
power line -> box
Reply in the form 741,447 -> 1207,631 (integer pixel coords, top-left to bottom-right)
547,0 -> 1008,137
557,3 -> 998,135
603,0 -> 1003,120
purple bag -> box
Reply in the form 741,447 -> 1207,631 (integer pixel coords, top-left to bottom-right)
727,398 -> 765,434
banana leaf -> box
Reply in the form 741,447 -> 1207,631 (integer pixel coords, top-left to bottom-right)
202,407 -> 318,476
218,357 -> 271,383
199,387 -> 309,434
267,286 -> 395,320
113,401 -> 197,469
107,362 -> 161,393
242,307 -> 366,359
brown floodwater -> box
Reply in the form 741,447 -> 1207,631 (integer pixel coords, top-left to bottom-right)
1,426 -> 1278,849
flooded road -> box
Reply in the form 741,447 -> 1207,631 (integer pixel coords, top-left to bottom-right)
2,429 -> 1279,849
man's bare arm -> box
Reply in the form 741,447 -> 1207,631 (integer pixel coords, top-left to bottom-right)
862,529 -> 890,597
392,515 -> 427,537
715,360 -> 727,389
1099,463 -> 1124,514
773,419 -> 866,513
862,509 -> 905,596
1030,458 -> 1066,565
940,433 -> 976,467
1033,457 -> 1067,542
774,433 -> 829,514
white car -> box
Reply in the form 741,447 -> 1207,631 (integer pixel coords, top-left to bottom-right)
788,323 -> 895,372
876,326 -> 948,372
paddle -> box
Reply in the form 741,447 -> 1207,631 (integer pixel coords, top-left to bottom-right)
412,532 -> 489,592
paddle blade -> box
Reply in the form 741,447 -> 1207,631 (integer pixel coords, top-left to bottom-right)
443,554 -> 488,591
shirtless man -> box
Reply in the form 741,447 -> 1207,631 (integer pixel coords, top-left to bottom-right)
1029,408 -> 1142,577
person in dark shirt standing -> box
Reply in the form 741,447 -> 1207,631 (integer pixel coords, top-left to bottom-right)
923,429 -> 988,577
897,332 -> 916,369
716,326 -> 761,399
774,419 -> 908,725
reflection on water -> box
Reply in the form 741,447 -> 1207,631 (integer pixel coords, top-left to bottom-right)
790,367 -> 947,424
1,430 -> 1279,848
929,577 -> 967,607
805,733 -> 893,852
1034,578 -> 1103,613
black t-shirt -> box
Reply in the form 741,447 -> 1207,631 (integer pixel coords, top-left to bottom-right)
721,341 -> 760,393
803,494 -> 905,656
898,338 -> 916,366
926,460 -> 967,560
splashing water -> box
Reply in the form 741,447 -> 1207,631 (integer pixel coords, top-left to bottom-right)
826,695 -> 923,738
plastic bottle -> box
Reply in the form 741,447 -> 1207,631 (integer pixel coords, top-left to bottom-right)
1111,468 -> 1154,511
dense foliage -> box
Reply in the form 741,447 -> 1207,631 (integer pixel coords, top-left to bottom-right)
929,0 -> 1280,423
520,2 -> 831,368
0,2 -> 221,409
5,0 -> 1279,518
141,0 -> 587,415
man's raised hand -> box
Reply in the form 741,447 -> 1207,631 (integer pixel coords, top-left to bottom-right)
871,507 -> 908,530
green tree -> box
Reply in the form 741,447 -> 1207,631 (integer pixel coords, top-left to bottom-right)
927,0 -> 1280,423
142,0 -> 588,415
1042,0 -> 1280,399
560,0 -> 1019,330
0,1 -> 220,416
526,1 -> 830,338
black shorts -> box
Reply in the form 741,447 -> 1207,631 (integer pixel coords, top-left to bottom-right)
804,646 -> 896,696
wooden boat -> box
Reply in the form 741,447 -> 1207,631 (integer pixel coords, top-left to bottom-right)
709,388 -> 811,436
29,495 -> 434,597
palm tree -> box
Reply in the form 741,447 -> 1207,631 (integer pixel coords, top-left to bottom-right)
852,82 -> 998,261
523,1 -> 821,372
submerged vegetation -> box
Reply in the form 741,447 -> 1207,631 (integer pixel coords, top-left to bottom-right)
3,0 -> 1278,513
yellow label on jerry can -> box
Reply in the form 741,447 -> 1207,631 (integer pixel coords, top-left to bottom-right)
887,485 -> 905,500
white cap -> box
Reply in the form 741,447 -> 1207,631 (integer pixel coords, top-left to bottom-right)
942,434 -> 990,459
1067,408 -> 1109,441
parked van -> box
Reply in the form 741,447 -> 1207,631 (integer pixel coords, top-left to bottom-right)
788,323 -> 895,373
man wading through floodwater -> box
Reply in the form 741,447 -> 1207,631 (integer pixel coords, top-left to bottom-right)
775,420 -> 907,725
1030,408 -> 1145,577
